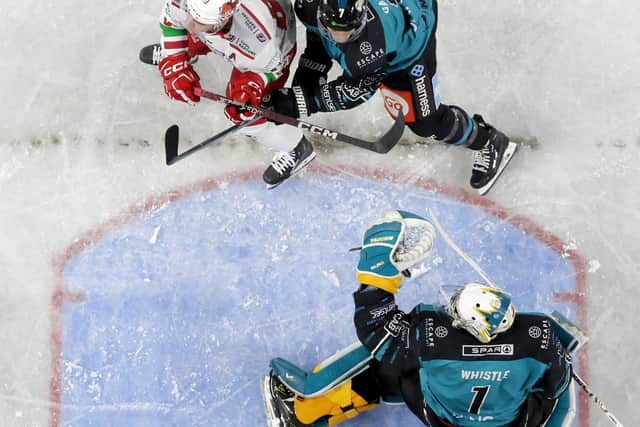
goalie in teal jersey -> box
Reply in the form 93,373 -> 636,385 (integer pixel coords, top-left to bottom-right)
262,210 -> 575,427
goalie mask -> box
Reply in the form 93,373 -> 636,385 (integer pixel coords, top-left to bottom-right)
186,0 -> 238,33
447,283 -> 515,344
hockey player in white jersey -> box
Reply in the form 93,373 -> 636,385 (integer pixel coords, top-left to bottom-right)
142,0 -> 316,188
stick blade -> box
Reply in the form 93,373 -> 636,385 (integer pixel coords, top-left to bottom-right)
372,109 -> 405,154
164,125 -> 180,166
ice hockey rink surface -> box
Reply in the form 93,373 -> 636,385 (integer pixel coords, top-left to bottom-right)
1,1 -> 638,426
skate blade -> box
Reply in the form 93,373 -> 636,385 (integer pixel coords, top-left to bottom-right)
261,376 -> 283,427
265,152 -> 317,190
477,141 -> 518,196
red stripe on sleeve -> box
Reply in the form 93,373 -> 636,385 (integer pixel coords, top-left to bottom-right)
230,44 -> 256,59
240,4 -> 272,40
164,40 -> 189,49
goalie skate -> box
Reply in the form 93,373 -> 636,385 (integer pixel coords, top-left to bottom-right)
261,373 -> 300,427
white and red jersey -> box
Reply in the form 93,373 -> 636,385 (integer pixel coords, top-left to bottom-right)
160,0 -> 296,83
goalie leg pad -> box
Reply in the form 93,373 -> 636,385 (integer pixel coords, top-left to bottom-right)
295,379 -> 379,426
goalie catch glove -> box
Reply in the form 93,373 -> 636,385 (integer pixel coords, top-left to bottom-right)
356,210 -> 436,294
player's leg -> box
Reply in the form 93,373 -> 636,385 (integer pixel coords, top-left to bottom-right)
231,56 -> 315,188
380,9 -> 512,192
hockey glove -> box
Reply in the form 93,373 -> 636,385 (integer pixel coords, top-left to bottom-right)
292,54 -> 330,93
224,71 -> 266,125
261,86 -> 316,119
357,210 -> 436,294
159,52 -> 201,105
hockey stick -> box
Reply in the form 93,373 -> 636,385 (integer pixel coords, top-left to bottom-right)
193,87 -> 405,154
427,208 -> 626,427
571,372 -> 625,426
164,118 -> 259,165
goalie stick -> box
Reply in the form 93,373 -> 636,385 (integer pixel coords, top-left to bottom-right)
193,87 -> 405,154
164,118 -> 259,165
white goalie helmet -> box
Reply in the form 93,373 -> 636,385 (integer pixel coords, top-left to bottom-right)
186,0 -> 238,31
447,283 -> 516,343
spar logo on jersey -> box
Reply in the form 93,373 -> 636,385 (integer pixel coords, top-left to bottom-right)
462,344 -> 514,357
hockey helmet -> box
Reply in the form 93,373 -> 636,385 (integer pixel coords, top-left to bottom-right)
447,283 -> 515,343
318,0 -> 368,43
186,0 -> 238,32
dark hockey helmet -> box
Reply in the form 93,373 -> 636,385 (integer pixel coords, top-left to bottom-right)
317,0 -> 368,41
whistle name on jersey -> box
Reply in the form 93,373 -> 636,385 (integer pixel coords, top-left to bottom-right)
461,369 -> 511,382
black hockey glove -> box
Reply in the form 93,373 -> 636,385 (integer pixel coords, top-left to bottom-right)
292,54 -> 331,93
261,86 -> 317,119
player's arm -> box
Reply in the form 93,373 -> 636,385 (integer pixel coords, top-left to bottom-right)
156,1 -> 201,104
159,0 -> 189,56
263,69 -> 384,118
352,211 -> 436,370
536,327 -> 573,400
291,31 -> 333,92
353,286 -> 419,371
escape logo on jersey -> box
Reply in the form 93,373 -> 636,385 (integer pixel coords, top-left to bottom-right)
528,326 -> 542,339
424,317 -> 435,347
359,41 -> 372,55
356,48 -> 385,69
435,326 -> 448,338
462,344 -> 514,357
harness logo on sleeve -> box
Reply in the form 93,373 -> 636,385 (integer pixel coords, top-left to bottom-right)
410,64 -> 424,77
462,344 -> 514,357
414,75 -> 431,117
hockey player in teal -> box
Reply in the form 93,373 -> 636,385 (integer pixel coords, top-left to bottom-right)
262,210 -> 575,427
262,0 -> 517,195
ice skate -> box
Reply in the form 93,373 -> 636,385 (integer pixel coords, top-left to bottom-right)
138,43 -> 198,66
261,371 -> 303,427
469,115 -> 518,196
263,136 -> 316,189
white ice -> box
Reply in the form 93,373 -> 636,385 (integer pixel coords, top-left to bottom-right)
1,0 -> 639,426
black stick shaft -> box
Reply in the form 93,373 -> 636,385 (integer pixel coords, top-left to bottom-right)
193,87 -> 404,154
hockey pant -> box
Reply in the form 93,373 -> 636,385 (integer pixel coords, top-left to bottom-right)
378,1 -> 488,150
187,34 -> 303,153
